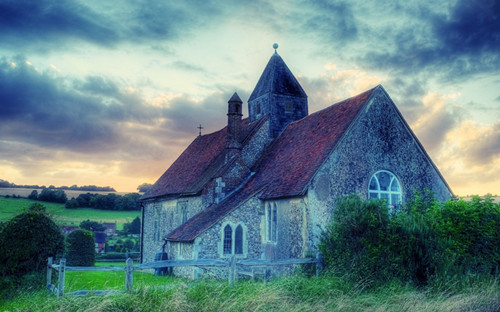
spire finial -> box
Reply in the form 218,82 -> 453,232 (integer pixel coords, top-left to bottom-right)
197,124 -> 204,136
273,43 -> 278,53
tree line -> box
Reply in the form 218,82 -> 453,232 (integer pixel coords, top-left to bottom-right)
25,189 -> 142,211
0,179 -> 116,192
65,192 -> 142,211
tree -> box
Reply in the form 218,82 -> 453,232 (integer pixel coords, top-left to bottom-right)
0,204 -> 64,277
137,183 -> 153,193
65,198 -> 79,209
123,217 -> 141,234
66,230 -> 95,266
123,239 -> 134,251
79,219 -> 105,232
28,190 -> 38,200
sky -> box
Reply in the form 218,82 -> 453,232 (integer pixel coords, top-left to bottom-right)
0,0 -> 499,196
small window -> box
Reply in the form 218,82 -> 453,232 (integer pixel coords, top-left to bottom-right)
178,201 -> 188,224
368,170 -> 402,210
285,102 -> 292,112
266,203 -> 278,242
223,225 -> 232,254
272,203 -> 277,241
153,206 -> 161,241
256,103 -> 261,115
235,225 -> 243,254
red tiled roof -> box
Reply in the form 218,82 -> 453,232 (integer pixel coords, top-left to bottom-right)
253,87 -> 375,199
142,117 -> 266,200
166,87 -> 377,241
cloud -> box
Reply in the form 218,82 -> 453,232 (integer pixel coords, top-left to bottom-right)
0,1 -> 118,50
0,1 -> 224,52
410,92 -> 462,153
0,55 -> 249,187
356,0 -> 500,79
297,65 -> 382,113
298,0 -> 358,44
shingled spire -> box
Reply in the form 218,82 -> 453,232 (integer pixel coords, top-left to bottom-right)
248,44 -> 308,137
226,92 -> 243,162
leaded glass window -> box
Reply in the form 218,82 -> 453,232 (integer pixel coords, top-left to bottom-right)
235,225 -> 243,254
368,170 -> 402,210
223,225 -> 232,254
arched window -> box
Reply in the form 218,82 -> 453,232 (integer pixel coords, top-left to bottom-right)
235,225 -> 243,255
368,170 -> 402,210
223,225 -> 232,254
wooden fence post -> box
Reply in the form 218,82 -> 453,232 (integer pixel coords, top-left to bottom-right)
125,258 -> 133,292
315,252 -> 323,277
228,256 -> 236,288
57,258 -> 66,298
46,257 -> 53,290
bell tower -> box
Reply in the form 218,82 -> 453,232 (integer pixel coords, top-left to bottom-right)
248,44 -> 308,137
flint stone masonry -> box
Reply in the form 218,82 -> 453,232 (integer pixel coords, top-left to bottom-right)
141,50 -> 453,280
142,196 -> 203,265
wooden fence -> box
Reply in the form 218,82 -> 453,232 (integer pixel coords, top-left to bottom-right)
47,254 -> 322,298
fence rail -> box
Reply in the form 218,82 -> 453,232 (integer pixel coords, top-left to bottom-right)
47,254 -> 322,298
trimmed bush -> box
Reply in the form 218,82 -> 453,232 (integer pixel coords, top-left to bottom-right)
66,229 -> 96,266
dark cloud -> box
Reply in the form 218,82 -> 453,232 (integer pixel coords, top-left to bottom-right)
358,0 -> 500,79
0,1 -> 118,50
0,56 -> 245,169
0,1 -> 223,52
300,0 -> 358,43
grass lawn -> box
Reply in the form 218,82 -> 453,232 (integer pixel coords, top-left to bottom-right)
65,269 -> 178,293
0,197 -> 140,229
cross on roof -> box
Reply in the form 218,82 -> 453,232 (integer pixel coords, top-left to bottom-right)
197,124 -> 204,136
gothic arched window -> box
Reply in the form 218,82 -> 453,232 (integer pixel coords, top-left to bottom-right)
223,225 -> 232,254
368,170 -> 402,210
235,225 -> 243,255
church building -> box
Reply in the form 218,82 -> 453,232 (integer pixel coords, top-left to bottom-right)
140,46 -> 453,277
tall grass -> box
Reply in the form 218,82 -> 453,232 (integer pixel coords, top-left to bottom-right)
2,274 -> 499,312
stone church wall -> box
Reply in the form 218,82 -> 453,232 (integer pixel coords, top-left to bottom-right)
307,90 -> 453,249
141,195 -> 203,264
242,118 -> 272,169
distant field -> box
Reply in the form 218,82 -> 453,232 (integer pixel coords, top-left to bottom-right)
0,197 -> 140,229
0,187 -> 135,199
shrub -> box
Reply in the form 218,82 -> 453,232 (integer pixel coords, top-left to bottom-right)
429,196 -> 500,275
66,229 -> 95,266
0,204 -> 64,277
387,211 -> 446,285
320,193 -> 500,287
319,194 -> 392,283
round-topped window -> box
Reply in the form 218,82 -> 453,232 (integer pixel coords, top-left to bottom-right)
368,170 -> 402,210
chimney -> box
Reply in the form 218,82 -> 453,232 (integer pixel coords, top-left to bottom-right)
226,92 -> 243,162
